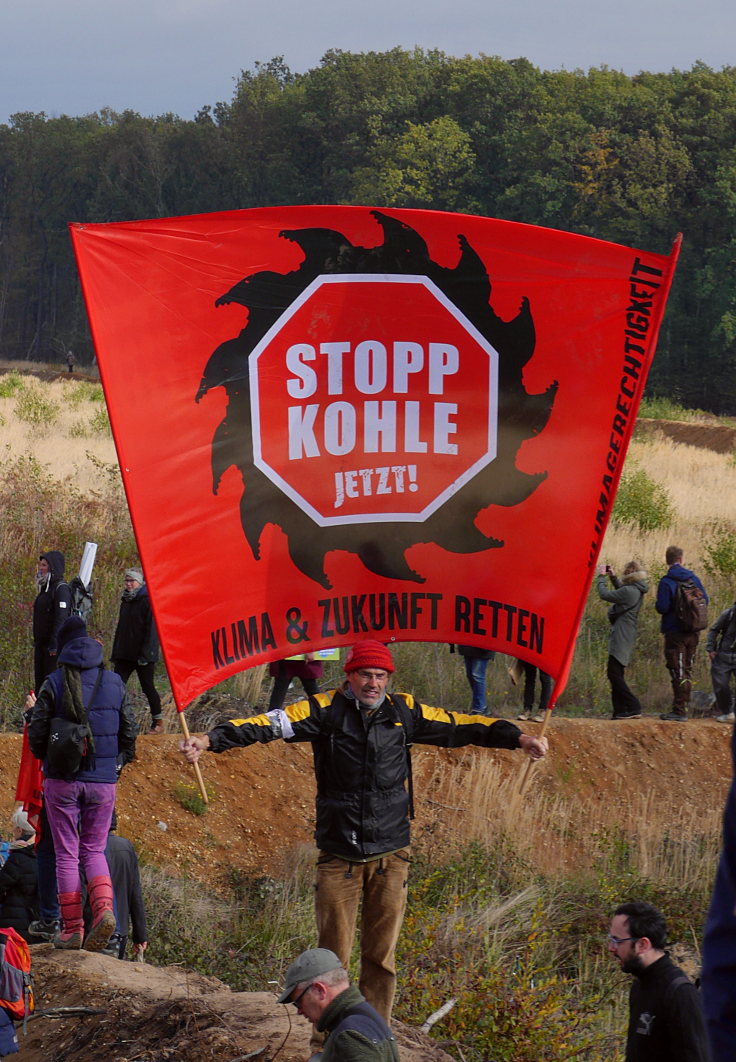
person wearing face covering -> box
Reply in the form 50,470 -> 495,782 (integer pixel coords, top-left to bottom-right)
32,550 -> 73,692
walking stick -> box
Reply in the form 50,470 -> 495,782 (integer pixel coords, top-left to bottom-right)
177,710 -> 209,805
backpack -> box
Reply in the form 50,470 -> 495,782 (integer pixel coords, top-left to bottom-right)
674,578 -> 708,633
0,927 -> 34,1025
67,575 -> 93,623
46,667 -> 103,776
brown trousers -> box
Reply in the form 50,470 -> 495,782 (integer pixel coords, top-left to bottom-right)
664,630 -> 699,710
314,848 -> 410,1022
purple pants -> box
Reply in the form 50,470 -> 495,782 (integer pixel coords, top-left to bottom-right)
43,778 -> 116,894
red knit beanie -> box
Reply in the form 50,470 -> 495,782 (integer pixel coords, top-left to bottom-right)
343,640 -> 395,674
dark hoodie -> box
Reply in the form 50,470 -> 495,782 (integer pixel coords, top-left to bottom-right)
32,550 -> 73,653
655,563 -> 709,634
28,635 -> 138,783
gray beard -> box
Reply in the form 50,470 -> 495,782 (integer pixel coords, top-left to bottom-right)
344,684 -> 387,712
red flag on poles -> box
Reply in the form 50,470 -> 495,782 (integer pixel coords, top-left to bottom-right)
70,207 -> 680,709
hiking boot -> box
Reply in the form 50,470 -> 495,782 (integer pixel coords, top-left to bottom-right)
612,710 -> 642,720
660,711 -> 688,721
149,720 -> 164,734
54,928 -> 83,950
84,909 -> 116,951
531,714 -> 545,723
102,932 -> 123,958
517,711 -> 532,721
716,713 -> 735,723
28,917 -> 60,941
84,875 -> 116,951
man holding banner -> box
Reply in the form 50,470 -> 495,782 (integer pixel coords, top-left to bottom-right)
181,638 -> 547,1022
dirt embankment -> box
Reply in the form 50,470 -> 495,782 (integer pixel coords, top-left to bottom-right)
19,947 -> 453,1062
2,718 -> 733,1061
2,719 -> 731,889
636,417 -> 736,453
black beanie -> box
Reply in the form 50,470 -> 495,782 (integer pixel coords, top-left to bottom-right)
57,616 -> 87,653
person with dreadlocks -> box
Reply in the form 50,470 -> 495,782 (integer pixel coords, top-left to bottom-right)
28,617 -> 137,951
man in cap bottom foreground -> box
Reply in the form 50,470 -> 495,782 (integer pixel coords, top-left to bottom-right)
278,948 -> 399,1062
181,639 -> 547,1023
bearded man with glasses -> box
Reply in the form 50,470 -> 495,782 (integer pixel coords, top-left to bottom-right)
608,900 -> 709,1061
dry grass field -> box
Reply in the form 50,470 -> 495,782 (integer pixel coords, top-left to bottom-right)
0,370 -> 115,494
603,431 -> 736,573
2,368 -> 734,562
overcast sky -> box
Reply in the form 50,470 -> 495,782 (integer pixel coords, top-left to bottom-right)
1,0 -> 734,124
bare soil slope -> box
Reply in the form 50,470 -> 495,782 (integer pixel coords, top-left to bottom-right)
2,719 -> 731,890
636,417 -> 736,453
2,718 -> 732,1061
20,947 -> 452,1062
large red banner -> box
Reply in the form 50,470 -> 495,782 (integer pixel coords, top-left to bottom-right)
70,207 -> 679,708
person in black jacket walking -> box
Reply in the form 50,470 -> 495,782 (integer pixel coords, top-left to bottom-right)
111,570 -> 162,734
32,550 -> 73,692
655,546 -> 709,721
181,639 -> 547,1023
101,819 -> 148,960
608,900 -> 710,1061
0,810 -> 38,941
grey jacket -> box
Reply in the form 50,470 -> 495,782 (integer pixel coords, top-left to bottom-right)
596,569 -> 649,666
706,604 -> 736,656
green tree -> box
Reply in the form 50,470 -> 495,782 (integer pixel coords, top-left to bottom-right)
349,115 -> 477,210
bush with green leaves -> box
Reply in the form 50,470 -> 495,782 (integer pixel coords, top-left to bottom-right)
173,780 -> 214,815
0,452 -> 142,710
68,406 -> 111,438
638,395 -> 704,421
703,522 -> 736,579
64,379 -> 105,407
612,464 -> 674,531
14,385 -> 60,426
0,372 -> 24,398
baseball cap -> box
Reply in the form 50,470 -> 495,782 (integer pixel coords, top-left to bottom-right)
276,948 -> 342,1004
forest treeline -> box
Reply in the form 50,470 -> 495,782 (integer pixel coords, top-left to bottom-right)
1,49 -> 735,410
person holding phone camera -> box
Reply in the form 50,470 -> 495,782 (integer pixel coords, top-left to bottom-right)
596,560 -> 649,719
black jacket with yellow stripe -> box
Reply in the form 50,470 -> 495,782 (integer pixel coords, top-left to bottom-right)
207,688 -> 522,861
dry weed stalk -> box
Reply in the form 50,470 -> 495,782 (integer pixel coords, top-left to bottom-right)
233,665 -> 268,705
433,754 -> 575,875
433,752 -> 721,889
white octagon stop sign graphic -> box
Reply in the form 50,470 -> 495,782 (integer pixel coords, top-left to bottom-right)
250,274 -> 499,526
